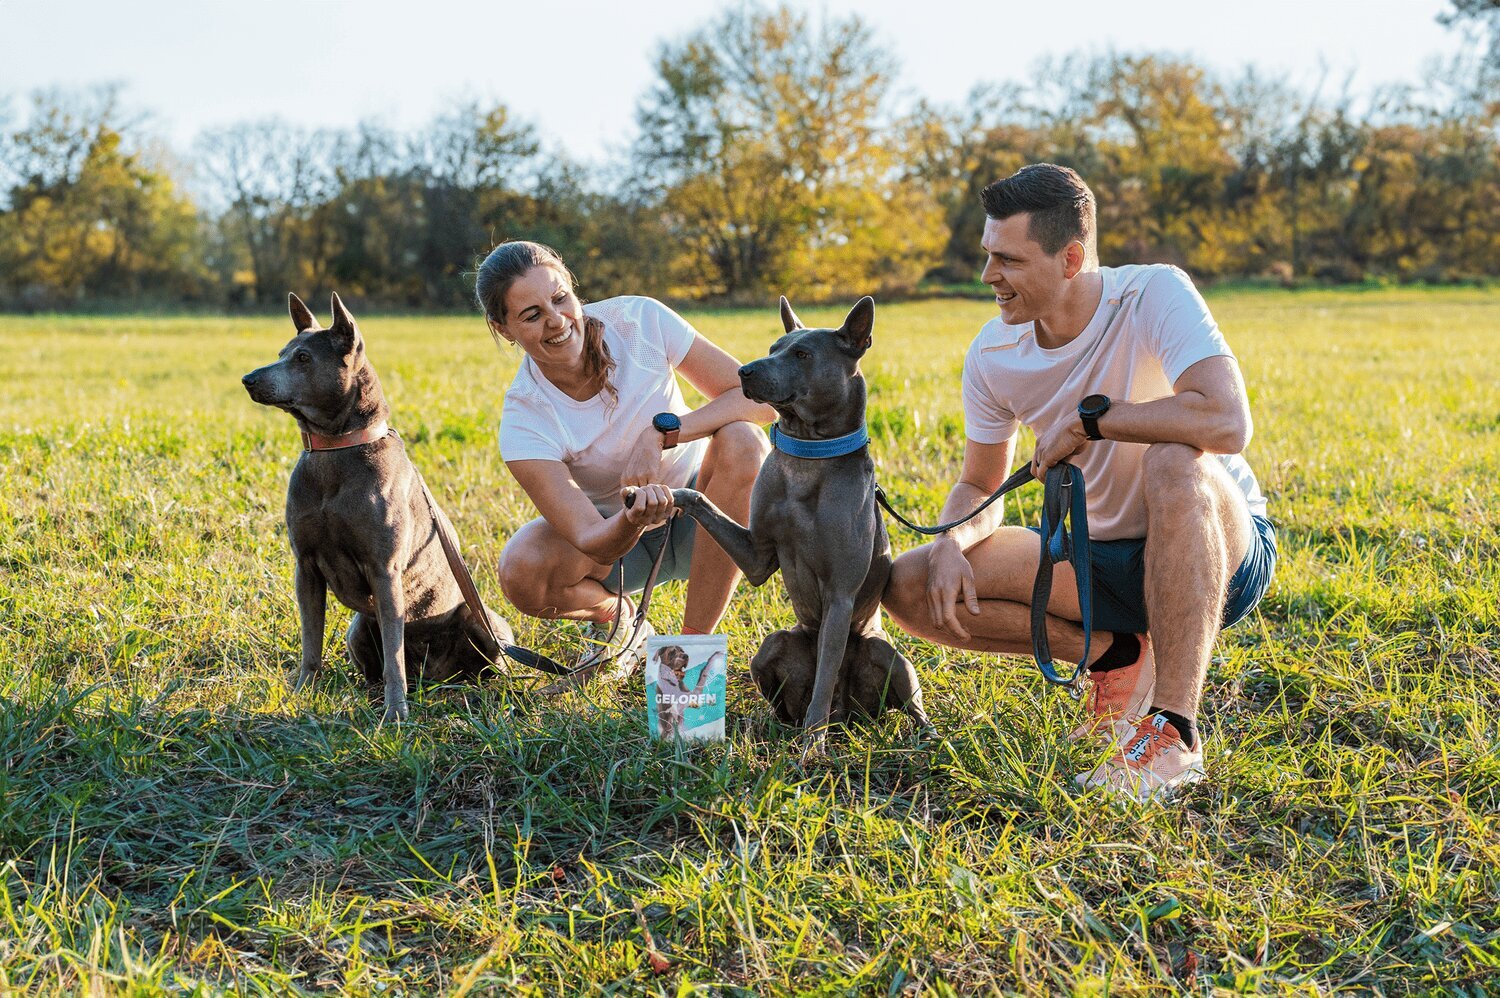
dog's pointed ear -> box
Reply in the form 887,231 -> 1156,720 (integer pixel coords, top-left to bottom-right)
838,296 -> 875,356
328,291 -> 361,354
288,292 -> 318,333
779,295 -> 805,334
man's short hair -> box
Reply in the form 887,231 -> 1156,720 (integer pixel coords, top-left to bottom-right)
980,164 -> 1096,256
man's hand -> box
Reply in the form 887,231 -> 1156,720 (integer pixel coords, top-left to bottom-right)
926,535 -> 981,640
1032,418 -> 1089,477
621,423 -> 666,488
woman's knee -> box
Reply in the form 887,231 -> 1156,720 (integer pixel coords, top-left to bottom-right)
497,530 -> 557,615
704,421 -> 769,483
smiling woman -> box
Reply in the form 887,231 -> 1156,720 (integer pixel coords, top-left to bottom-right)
473,240 -> 775,674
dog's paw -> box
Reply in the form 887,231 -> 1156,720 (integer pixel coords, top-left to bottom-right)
796,730 -> 829,766
670,488 -> 702,511
292,665 -> 320,693
381,700 -> 409,724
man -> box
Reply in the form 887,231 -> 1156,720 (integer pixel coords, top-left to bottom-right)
884,164 -> 1276,802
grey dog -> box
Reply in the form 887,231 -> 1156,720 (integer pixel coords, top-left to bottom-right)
670,297 -> 931,753
242,292 -> 531,722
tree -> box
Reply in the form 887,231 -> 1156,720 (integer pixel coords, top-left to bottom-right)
633,3 -> 943,299
194,120 -> 335,304
0,86 -> 203,306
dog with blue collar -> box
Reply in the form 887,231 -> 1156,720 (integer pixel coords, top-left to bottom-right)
669,295 -> 932,755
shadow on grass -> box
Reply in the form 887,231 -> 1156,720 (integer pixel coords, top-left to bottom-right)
0,674 -> 940,902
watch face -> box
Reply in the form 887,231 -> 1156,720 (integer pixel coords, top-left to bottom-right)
653,412 -> 681,433
1080,394 -> 1110,417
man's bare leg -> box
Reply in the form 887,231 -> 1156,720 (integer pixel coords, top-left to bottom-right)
885,526 -> 1112,663
1139,443 -> 1253,728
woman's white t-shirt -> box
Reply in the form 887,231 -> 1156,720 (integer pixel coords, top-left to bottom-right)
499,296 -> 707,516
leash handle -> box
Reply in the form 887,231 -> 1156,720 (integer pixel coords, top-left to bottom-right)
875,459 -> 1091,689
1028,464 -> 1091,686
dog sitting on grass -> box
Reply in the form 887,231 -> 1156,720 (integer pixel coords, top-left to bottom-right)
242,292 -> 536,722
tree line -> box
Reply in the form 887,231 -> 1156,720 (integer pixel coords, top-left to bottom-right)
1,4 -> 1495,311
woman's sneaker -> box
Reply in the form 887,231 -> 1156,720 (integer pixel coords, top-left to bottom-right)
576,617 -> 655,681
1074,712 -> 1205,803
1068,634 -> 1155,744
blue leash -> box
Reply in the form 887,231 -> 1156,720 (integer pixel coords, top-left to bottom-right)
1029,464 -> 1091,686
875,461 -> 1092,687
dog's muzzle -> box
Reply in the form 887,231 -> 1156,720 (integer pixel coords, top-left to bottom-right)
739,364 -> 783,406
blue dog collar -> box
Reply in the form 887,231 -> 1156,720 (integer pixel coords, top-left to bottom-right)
769,422 -> 869,459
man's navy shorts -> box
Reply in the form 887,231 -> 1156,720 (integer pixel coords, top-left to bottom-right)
1028,514 -> 1277,635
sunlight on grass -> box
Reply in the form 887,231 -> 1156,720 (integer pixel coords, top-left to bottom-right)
1,288 -> 1498,991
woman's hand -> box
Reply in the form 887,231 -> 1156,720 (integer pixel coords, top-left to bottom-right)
622,483 -> 675,529
621,422 -> 666,488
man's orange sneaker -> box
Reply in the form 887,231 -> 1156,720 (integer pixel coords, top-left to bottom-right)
1074,712 -> 1205,803
1067,634 -> 1155,743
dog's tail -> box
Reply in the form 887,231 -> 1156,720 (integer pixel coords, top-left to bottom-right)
500,643 -> 571,676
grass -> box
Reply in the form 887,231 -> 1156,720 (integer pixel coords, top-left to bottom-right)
1,287 -> 1498,994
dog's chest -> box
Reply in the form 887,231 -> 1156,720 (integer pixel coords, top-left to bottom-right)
285,456 -> 419,612
753,458 -> 883,612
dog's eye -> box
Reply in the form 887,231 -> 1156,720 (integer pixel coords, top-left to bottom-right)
295,350 -> 312,363
795,349 -> 811,361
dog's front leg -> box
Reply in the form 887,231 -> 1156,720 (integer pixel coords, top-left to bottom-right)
293,561 -> 326,693
801,596 -> 855,759
372,573 -> 409,723
671,489 -> 778,585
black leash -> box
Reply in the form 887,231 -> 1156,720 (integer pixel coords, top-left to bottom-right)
876,461 -> 1093,687
535,490 -> 674,695
875,463 -> 1036,536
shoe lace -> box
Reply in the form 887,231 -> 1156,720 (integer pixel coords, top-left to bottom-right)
1087,667 -> 1129,716
1123,717 -> 1178,765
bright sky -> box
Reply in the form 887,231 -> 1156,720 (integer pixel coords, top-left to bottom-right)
0,0 -> 1470,161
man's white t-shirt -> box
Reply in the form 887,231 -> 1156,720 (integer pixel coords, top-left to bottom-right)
962,264 -> 1267,541
499,296 -> 707,516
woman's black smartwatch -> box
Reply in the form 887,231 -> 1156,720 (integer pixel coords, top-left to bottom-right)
652,411 -> 681,449
1078,394 -> 1111,440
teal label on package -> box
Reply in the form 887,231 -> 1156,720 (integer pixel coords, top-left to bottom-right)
645,634 -> 727,741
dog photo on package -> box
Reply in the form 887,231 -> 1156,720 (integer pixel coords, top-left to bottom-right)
646,635 -> 727,741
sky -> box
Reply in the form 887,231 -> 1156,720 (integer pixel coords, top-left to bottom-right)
0,0 -> 1473,162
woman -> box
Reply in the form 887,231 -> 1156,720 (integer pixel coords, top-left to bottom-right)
477,241 -> 773,673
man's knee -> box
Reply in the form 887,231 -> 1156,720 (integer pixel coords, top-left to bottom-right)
1142,441 -> 1205,481
883,548 -> 929,621
1142,442 -> 1218,507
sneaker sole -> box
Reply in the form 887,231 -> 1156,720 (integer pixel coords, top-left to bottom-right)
1073,758 -> 1206,803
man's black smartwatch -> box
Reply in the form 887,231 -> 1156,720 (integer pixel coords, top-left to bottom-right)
652,411 -> 681,450
1078,394 -> 1111,441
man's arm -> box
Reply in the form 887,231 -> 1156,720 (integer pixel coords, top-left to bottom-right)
1093,355 -> 1251,453
1032,355 -> 1251,474
936,434 -> 1018,553
923,433 -> 1017,639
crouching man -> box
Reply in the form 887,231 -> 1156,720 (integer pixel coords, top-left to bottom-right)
884,164 -> 1276,802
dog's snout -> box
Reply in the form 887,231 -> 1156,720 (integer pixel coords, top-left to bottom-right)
241,373 -> 257,387
738,365 -> 753,380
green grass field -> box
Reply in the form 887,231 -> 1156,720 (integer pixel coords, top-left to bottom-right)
1,287 -> 1498,994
